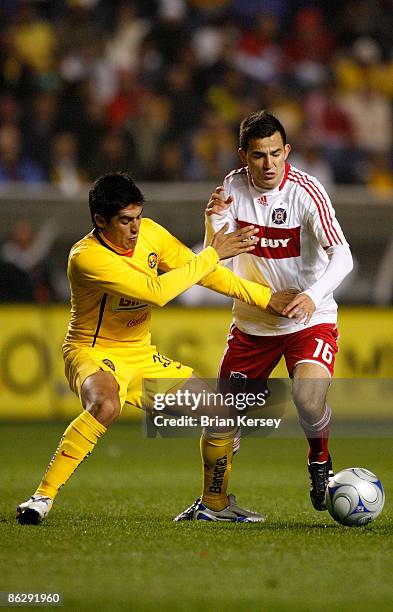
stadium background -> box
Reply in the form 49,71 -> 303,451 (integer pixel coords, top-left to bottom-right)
0,0 -> 392,421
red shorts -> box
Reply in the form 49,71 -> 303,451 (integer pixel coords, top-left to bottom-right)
219,323 -> 339,382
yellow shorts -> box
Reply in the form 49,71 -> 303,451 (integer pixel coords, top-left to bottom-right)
63,343 -> 193,411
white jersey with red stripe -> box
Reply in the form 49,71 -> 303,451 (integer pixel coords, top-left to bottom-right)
205,162 -> 348,336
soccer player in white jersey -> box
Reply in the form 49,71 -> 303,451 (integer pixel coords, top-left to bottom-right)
175,111 -> 353,519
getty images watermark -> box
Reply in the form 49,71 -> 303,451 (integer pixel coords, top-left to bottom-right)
151,388 -> 282,430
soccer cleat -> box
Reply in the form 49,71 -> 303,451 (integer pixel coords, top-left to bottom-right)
16,495 -> 52,525
308,455 -> 334,511
174,494 -> 265,523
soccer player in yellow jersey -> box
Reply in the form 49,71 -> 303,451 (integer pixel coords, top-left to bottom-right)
17,173 -> 295,525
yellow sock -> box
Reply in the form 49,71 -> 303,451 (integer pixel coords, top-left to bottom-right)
200,432 -> 234,511
35,411 -> 106,500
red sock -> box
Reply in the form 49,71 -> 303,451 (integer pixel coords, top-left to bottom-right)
299,405 -> 331,463
306,422 -> 330,463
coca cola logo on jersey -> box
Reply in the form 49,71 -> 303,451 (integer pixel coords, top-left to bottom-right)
272,208 -> 287,224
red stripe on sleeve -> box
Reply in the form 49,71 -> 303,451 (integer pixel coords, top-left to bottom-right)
288,171 -> 342,245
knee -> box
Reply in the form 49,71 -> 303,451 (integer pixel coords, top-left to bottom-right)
292,384 -> 324,416
88,394 -> 121,426
82,374 -> 121,426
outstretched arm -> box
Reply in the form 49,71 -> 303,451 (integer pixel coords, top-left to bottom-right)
71,225 -> 259,308
72,245 -> 220,308
158,223 -> 299,312
157,222 -> 270,308
200,264 -> 271,309
200,267 -> 298,313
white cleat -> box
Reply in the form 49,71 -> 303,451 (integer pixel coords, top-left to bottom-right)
16,495 -> 52,525
174,493 -> 265,523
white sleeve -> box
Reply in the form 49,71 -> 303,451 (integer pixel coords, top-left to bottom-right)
204,179 -> 238,247
303,245 -> 353,307
306,178 -> 348,248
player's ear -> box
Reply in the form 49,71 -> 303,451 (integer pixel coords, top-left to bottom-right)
284,143 -> 291,160
94,213 -> 106,229
238,147 -> 247,164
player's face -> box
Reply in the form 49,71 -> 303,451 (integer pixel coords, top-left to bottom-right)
239,131 -> 291,190
96,203 -> 143,250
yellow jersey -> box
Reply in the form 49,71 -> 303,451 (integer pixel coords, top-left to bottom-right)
63,218 -> 271,351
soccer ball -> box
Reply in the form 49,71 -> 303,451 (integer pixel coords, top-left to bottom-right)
325,468 -> 385,526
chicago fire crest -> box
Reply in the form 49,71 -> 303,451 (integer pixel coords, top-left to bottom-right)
272,208 -> 287,225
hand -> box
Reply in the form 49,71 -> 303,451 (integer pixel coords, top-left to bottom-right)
282,293 -> 316,324
205,186 -> 233,216
211,223 -> 259,260
266,289 -> 299,316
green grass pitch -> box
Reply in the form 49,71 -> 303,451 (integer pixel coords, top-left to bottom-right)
1,423 -> 392,611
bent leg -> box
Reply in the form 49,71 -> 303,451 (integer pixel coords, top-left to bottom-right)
35,371 -> 120,500
81,370 -> 121,426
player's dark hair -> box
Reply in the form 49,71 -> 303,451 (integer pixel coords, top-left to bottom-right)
239,111 -> 287,150
89,173 -> 144,227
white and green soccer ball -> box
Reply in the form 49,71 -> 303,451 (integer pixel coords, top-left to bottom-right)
325,468 -> 385,526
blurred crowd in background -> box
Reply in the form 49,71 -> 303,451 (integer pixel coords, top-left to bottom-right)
1,0 -> 393,305
0,0 -> 393,194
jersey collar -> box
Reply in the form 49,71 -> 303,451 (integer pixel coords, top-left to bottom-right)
279,162 -> 291,190
93,229 -> 135,257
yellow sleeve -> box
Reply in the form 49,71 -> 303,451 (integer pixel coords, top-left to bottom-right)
71,244 -> 219,307
200,265 -> 271,309
157,224 -> 271,309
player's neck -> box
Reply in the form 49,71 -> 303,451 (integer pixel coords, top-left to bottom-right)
96,230 -> 135,257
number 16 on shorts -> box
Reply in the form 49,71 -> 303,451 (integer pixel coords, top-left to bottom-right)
313,337 -> 334,364
295,323 -> 339,377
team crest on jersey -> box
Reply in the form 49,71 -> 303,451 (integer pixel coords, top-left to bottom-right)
102,359 -> 115,372
272,208 -> 287,225
147,252 -> 158,269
